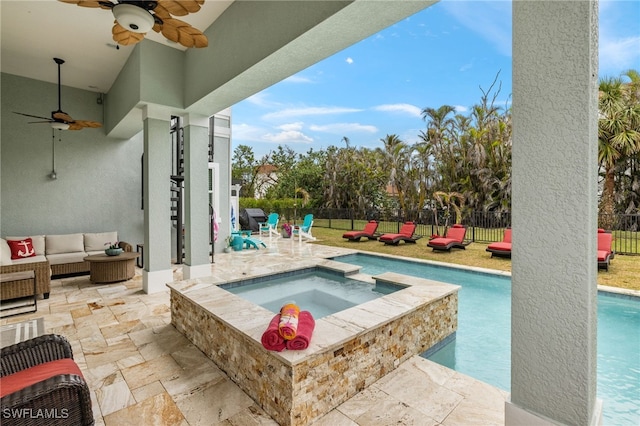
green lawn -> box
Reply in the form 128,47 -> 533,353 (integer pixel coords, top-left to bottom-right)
309,227 -> 640,291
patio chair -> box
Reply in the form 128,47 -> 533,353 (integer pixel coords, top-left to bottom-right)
378,222 -> 421,245
342,220 -> 380,242
259,213 -> 280,238
427,224 -> 469,251
1,334 -> 94,426
292,214 -> 316,242
597,228 -> 614,271
486,228 -> 512,258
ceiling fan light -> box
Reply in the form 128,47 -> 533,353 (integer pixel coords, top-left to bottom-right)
112,4 -> 154,34
51,122 -> 70,130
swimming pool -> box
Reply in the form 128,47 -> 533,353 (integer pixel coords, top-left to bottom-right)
220,269 -> 400,318
332,253 -> 640,425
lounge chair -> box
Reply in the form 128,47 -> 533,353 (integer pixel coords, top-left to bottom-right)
1,334 -> 94,426
427,224 -> 468,251
378,222 -> 420,245
292,214 -> 316,242
342,220 -> 380,242
259,213 -> 280,238
597,229 -> 614,271
486,228 -> 512,258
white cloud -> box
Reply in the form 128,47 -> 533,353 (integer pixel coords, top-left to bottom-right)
600,35 -> 640,76
263,130 -> 313,144
442,1 -> 512,57
263,106 -> 363,120
460,62 -> 473,72
373,103 -> 422,118
309,123 -> 378,134
454,105 -> 468,113
346,57 -> 354,64
233,122 -> 313,145
278,122 -> 304,132
283,75 -> 314,84
244,92 -> 280,108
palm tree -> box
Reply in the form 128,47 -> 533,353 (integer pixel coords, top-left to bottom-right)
433,191 -> 465,230
598,70 -> 640,228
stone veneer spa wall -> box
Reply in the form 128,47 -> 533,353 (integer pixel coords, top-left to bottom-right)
169,270 -> 459,426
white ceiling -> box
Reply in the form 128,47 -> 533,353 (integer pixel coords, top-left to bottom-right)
0,0 -> 233,93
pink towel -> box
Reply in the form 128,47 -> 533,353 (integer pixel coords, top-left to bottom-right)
278,303 -> 300,340
286,311 -> 315,350
261,314 -> 286,352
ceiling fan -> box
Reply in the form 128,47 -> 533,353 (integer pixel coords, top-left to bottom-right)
14,58 -> 102,131
58,0 -> 208,48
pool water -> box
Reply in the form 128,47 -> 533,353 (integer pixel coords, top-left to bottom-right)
332,253 -> 640,425
220,269 -> 399,319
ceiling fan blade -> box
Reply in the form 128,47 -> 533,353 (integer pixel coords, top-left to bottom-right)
160,18 -> 208,48
72,120 -> 103,129
57,0 -> 112,9
27,121 -> 56,124
53,111 -> 74,122
157,0 -> 204,17
14,112 -> 52,121
112,21 -> 145,45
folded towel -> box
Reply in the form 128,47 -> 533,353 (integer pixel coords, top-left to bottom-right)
279,303 -> 300,340
286,310 -> 315,350
261,314 -> 286,352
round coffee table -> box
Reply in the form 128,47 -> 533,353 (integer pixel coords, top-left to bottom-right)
83,252 -> 140,283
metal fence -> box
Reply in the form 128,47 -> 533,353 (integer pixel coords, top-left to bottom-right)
283,208 -> 640,255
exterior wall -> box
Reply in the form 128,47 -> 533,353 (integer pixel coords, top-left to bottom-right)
0,73 -> 144,246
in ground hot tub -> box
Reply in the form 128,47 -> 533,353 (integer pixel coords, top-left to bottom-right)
220,268 -> 401,318
169,260 -> 459,426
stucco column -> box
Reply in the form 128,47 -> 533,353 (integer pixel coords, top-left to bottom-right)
509,1 -> 601,425
142,105 -> 173,294
182,113 -> 212,279
211,109 -> 232,254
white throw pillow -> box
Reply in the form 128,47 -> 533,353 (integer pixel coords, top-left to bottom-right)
0,238 -> 12,265
84,231 -> 118,252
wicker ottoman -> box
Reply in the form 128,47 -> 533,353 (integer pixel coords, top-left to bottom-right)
83,252 -> 139,284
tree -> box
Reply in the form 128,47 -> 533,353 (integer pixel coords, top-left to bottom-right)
598,70 -> 640,228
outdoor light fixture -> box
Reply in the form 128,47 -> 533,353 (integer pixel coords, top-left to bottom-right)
112,4 -> 155,33
50,129 -> 58,180
50,122 -> 70,131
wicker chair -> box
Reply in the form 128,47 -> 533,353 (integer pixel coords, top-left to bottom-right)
0,334 -> 94,426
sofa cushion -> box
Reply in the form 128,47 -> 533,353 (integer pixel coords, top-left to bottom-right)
6,236 -> 45,256
45,233 -> 84,255
7,238 -> 36,260
0,271 -> 34,283
12,255 -> 48,265
0,358 -> 84,398
0,239 -> 12,265
46,252 -> 87,265
84,231 -> 118,252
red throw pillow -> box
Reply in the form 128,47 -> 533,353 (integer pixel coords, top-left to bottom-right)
7,238 -> 36,259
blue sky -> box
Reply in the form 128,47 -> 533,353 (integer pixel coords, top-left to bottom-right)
232,0 -> 640,157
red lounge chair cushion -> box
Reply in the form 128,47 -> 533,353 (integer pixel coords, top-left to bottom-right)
0,358 -> 83,398
428,237 -> 457,247
597,250 -> 610,262
487,242 -> 512,252
379,222 -> 416,242
342,221 -> 378,238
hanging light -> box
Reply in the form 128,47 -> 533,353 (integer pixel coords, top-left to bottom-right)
112,4 -> 155,33
50,129 -> 58,180
51,121 -> 69,130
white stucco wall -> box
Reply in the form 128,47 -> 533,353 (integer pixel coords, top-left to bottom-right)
510,1 -> 600,425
